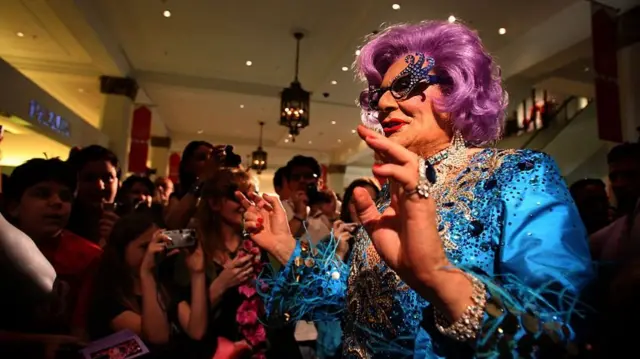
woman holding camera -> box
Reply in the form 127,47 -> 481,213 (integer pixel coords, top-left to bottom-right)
165,142 -> 241,230
192,167 -> 301,359
88,212 -> 208,357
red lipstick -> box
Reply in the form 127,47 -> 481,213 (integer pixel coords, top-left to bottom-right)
381,118 -> 408,136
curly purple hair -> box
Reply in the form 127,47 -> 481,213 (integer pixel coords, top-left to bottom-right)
355,21 -> 507,145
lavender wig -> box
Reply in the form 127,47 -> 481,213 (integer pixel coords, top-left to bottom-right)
356,21 -> 507,145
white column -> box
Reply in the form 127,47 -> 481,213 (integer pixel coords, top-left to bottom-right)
99,94 -> 133,172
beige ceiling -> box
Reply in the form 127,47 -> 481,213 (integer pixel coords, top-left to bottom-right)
0,0 -> 583,165
0,0 -> 120,128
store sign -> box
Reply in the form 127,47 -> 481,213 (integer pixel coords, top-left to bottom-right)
28,100 -> 71,137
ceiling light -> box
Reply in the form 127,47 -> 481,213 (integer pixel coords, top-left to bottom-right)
448,15 -> 456,23
498,28 -> 506,35
355,49 -> 361,56
284,139 -> 289,143
197,129 -> 203,134
331,80 -> 337,85
78,88 -> 85,93
331,121 -> 336,125
392,4 -> 401,10
163,10 -> 171,18
246,60 -> 253,66
584,67 -> 590,72
337,139 -> 342,143
341,66 -> 349,71
240,104 -> 245,108
16,32 -> 24,37
308,140 -> 312,144
351,129 -> 356,134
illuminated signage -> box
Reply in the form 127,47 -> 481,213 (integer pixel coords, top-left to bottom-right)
28,100 -> 71,137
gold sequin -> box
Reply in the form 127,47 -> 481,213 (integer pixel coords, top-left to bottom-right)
294,256 -> 303,267
300,239 -> 310,252
304,257 -> 315,267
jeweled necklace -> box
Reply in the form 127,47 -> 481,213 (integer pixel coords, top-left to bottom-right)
424,132 -> 468,193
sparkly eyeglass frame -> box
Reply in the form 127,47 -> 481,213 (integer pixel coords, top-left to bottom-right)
360,53 -> 440,111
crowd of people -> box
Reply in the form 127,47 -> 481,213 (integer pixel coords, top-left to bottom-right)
0,137 -> 381,358
0,19 -> 639,359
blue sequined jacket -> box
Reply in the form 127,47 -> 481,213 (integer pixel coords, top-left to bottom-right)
260,149 -> 594,358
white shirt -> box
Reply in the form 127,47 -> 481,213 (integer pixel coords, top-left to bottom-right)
282,200 -> 331,245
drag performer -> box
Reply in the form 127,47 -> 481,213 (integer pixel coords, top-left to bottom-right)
239,20 -> 593,358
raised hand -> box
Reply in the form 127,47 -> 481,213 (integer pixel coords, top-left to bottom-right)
352,125 -> 451,289
236,192 -> 296,265
140,230 -> 179,275
333,220 -> 357,259
184,242 -> 205,274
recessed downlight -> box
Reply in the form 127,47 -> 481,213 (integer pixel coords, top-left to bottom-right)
331,121 -> 336,125
448,15 -> 456,23
308,140 -> 312,144
163,10 -> 171,18
351,129 -> 356,134
331,80 -> 337,85
284,139 -> 289,143
392,4 -> 401,10
341,66 -> 349,71
355,49 -> 361,56
16,32 -> 24,37
197,129 -> 203,134
245,60 -> 253,66
498,28 -> 506,35
240,104 -> 245,108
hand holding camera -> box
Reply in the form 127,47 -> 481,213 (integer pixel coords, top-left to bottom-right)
141,230 -> 176,275
290,190 -> 309,219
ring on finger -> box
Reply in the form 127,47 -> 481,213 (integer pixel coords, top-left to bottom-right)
405,158 -> 435,199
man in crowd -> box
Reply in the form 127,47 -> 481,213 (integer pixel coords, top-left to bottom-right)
591,143 -> 640,262
66,145 -> 120,246
4,158 -> 101,335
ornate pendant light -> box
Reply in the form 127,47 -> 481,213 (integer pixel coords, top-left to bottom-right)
279,32 -> 310,142
251,121 -> 267,174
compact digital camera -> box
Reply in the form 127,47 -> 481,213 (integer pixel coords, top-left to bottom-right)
162,229 -> 197,250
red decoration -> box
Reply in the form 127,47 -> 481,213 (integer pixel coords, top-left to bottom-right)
591,4 -> 623,142
168,152 -> 181,184
236,239 -> 268,358
128,106 -> 152,173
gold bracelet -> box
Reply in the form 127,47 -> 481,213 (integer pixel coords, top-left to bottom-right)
434,273 -> 486,341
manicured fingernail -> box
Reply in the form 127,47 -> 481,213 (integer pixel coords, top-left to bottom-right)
257,217 -> 264,225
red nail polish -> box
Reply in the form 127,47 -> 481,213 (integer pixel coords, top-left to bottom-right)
257,217 -> 264,225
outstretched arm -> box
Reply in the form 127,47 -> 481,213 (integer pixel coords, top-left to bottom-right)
237,192 -> 350,324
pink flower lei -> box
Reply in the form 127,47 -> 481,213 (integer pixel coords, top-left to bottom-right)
236,238 -> 268,357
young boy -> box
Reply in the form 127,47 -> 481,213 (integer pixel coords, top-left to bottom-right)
5,158 -> 102,335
